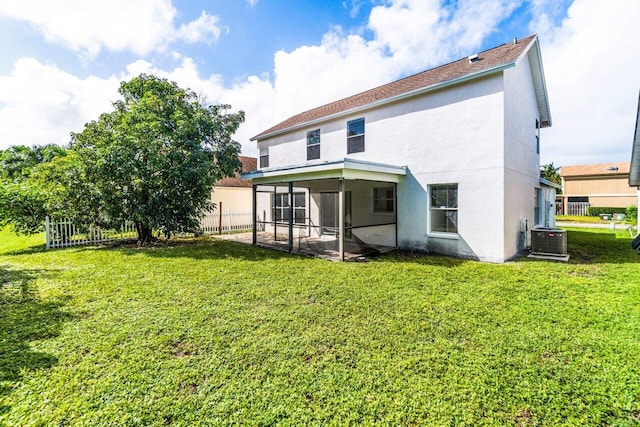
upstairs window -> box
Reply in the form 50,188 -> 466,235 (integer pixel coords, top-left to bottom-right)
259,146 -> 269,168
430,184 -> 458,234
307,129 -> 320,160
347,118 -> 365,154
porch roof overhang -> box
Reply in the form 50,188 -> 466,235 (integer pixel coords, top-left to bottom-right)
242,158 -> 407,185
539,177 -> 561,190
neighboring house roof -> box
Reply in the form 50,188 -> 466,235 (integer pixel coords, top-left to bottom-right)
560,162 -> 630,178
630,91 -> 640,186
253,34 -> 550,141
216,156 -> 257,188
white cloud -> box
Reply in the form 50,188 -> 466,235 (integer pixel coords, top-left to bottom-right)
174,11 -> 227,45
0,0 -> 535,155
3,0 -> 637,168
0,58 -> 120,148
0,0 -> 224,57
368,0 -> 521,72
537,0 -> 640,166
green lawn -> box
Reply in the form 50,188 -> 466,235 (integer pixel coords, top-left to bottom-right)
1,227 -> 639,426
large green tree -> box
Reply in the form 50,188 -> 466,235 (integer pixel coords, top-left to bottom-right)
0,145 -> 70,234
71,74 -> 244,243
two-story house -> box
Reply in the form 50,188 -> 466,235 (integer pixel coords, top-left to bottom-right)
244,34 -> 553,262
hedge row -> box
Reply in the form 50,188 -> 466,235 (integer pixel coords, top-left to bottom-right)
586,206 -> 628,216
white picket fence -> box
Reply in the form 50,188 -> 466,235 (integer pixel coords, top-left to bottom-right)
45,216 -> 137,249
567,202 -> 589,216
45,210 -> 253,249
200,210 -> 253,234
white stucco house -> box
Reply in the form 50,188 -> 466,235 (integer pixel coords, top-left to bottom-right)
630,91 -> 640,229
243,34 -> 554,262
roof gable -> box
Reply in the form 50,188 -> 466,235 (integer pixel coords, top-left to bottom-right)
253,34 -> 549,141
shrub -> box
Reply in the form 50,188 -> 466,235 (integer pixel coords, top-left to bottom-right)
586,206 -> 627,217
626,205 -> 638,224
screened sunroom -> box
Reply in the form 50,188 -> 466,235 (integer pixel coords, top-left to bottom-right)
244,159 -> 406,261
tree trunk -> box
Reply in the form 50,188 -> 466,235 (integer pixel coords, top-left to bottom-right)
135,221 -> 153,244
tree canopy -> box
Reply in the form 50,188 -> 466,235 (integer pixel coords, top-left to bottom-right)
1,74 -> 245,242
540,162 -> 561,188
70,74 -> 245,243
0,145 -> 70,234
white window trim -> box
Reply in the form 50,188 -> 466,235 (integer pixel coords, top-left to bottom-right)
428,184 -> 459,237
307,129 -> 321,160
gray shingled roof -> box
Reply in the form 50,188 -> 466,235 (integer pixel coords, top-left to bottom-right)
253,34 -> 539,141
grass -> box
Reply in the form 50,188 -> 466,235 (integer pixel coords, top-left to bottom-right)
1,227 -> 639,426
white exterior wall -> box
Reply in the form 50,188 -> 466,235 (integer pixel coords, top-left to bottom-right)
503,53 -> 543,259
258,64 -> 542,262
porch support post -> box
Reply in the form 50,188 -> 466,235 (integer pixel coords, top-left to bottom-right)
288,181 -> 294,252
273,185 -> 277,242
252,185 -> 257,245
339,178 -> 345,261
394,182 -> 398,250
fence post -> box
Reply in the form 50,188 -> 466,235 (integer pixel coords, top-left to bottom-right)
45,216 -> 51,249
218,202 -> 222,235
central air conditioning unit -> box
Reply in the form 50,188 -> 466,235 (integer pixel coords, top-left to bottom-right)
530,228 -> 567,256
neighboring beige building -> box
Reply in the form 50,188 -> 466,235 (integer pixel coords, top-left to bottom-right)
210,156 -> 256,213
559,161 -> 637,215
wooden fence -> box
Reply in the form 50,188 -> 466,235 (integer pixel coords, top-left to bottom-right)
45,210 -> 253,249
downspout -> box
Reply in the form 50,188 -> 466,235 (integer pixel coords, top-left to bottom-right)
394,182 -> 398,251
288,182 -> 294,252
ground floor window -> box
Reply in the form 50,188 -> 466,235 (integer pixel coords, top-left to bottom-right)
534,188 -> 541,226
430,184 -> 458,233
272,192 -> 306,224
373,186 -> 395,214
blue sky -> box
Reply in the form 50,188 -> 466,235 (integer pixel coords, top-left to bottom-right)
1,0 -> 638,168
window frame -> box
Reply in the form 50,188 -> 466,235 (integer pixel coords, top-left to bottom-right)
259,146 -> 269,168
347,118 -> 365,154
372,186 -> 395,215
429,184 -> 459,237
307,129 -> 321,160
272,192 -> 306,225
